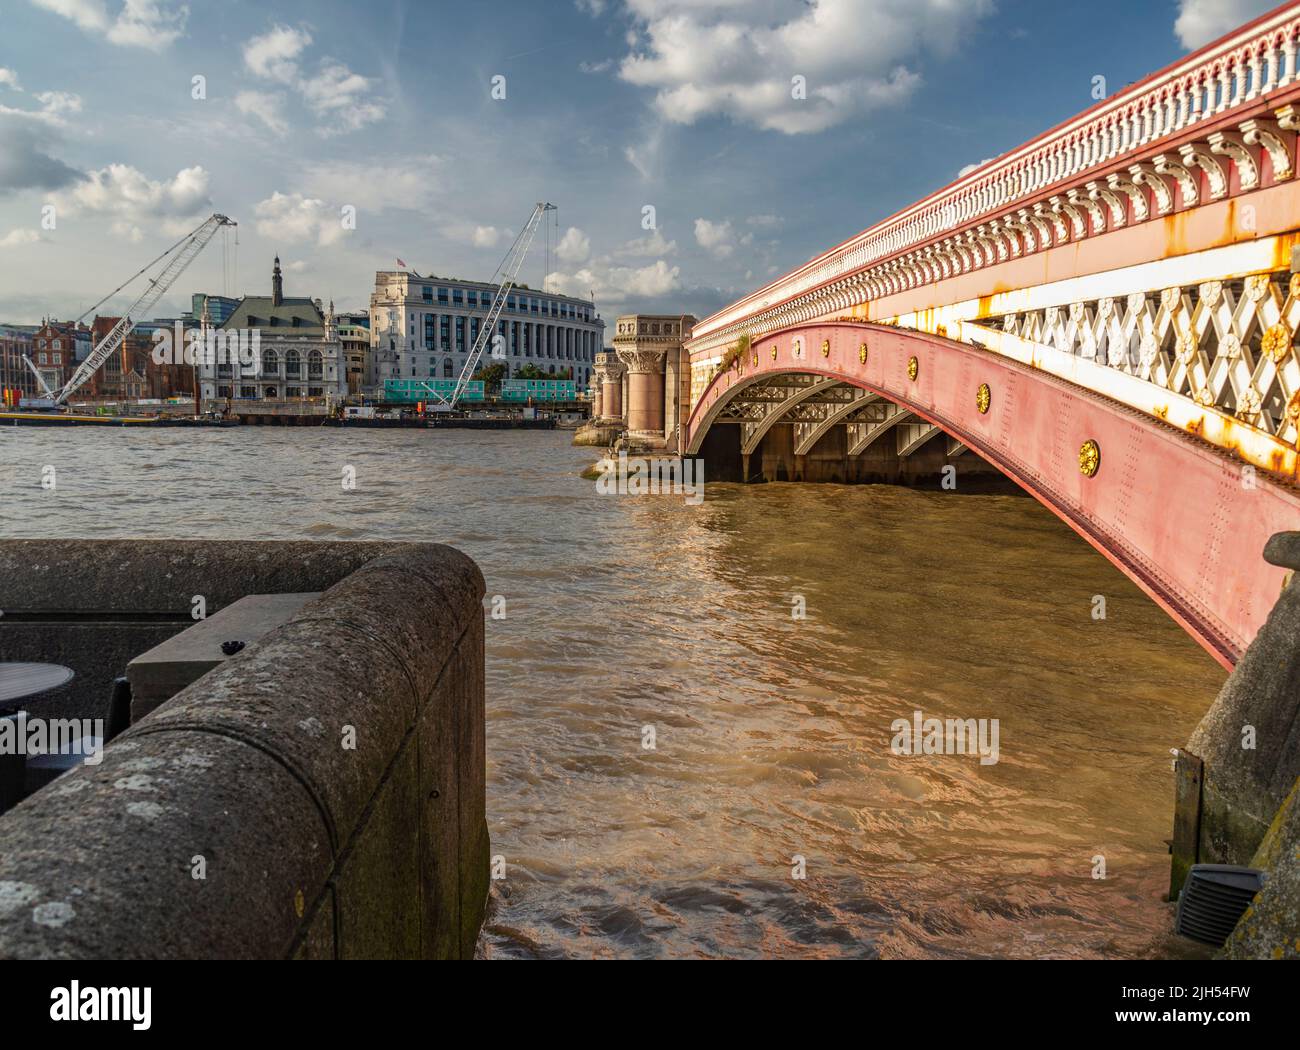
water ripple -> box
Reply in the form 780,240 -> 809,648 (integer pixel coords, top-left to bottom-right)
0,427 -> 1223,958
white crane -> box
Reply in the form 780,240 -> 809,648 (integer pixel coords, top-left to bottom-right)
20,353 -> 56,399
420,201 -> 556,410
51,213 -> 236,405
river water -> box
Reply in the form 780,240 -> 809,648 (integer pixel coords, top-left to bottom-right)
0,426 -> 1225,958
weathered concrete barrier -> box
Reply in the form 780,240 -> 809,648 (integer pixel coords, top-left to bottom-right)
0,540 -> 488,959
1173,531 -> 1300,957
572,421 -> 624,448
0,540 -> 417,722
1222,780 -> 1300,959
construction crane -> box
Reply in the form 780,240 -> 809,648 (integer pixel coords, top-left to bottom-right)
420,201 -> 556,410
20,353 -> 56,399
50,213 -> 236,405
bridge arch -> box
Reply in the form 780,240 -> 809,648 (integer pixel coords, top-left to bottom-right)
686,320 -> 1300,670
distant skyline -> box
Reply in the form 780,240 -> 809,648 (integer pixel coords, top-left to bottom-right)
0,0 -> 1282,327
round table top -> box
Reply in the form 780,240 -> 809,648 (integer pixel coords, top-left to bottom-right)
0,662 -> 75,705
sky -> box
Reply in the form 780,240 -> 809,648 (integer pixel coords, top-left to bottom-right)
0,0 -> 1284,329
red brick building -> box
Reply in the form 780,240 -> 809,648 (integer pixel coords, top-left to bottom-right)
29,320 -> 77,395
83,318 -> 193,401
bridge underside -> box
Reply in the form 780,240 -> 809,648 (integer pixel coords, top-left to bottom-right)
695,372 -> 1013,489
687,321 -> 1300,669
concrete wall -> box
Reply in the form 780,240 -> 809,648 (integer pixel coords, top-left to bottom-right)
0,540 -> 417,722
0,540 -> 488,959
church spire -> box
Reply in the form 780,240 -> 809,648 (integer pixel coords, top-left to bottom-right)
272,255 -> 283,306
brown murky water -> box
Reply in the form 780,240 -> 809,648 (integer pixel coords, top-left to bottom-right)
0,426 -> 1225,958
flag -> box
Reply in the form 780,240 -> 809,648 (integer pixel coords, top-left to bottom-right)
396,258 -> 407,268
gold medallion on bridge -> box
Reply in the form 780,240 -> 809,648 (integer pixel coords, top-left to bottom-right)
771,344 -> 778,361
1261,324 -> 1293,364
907,356 -> 919,381
821,339 -> 830,358
751,350 -> 758,367
1285,390 -> 1300,442
1078,439 -> 1101,478
858,343 -> 867,364
976,382 -> 991,414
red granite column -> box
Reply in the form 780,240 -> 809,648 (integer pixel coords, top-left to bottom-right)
599,354 -> 625,422
616,347 -> 666,439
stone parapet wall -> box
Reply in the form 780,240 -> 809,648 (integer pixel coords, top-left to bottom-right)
0,540 -> 488,959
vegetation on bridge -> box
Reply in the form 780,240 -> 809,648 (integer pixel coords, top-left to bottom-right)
715,331 -> 752,378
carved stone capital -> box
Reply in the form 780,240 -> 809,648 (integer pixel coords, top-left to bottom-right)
595,351 -> 626,379
615,345 -> 668,373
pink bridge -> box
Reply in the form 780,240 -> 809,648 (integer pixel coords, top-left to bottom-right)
684,3 -> 1300,670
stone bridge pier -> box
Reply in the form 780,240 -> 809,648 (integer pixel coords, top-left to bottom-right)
573,352 -> 629,447
574,314 -> 696,450
596,352 -> 625,424
617,345 -> 666,440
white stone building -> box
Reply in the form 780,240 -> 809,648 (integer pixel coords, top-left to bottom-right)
199,258 -> 347,401
367,272 -> 605,389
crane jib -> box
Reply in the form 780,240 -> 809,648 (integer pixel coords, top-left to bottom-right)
433,202 -> 557,411
53,213 -> 236,406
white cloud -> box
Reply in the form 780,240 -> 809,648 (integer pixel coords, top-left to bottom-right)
576,0 -> 607,14
299,62 -> 385,132
30,0 -> 109,32
0,87 -> 83,126
251,160 -> 436,254
746,214 -> 783,229
106,0 -> 188,50
617,0 -> 994,134
694,217 -> 734,258
0,69 -> 22,91
0,228 -> 41,247
957,156 -> 994,178
234,90 -> 288,135
243,24 -> 311,83
241,24 -> 385,134
556,226 -> 591,263
1173,0 -> 1275,50
548,258 -> 681,301
31,0 -> 188,51
61,163 -> 211,234
614,229 -> 677,257
34,91 -> 83,116
579,58 -> 615,74
302,156 -> 438,211
253,191 -> 345,247
473,225 -> 501,248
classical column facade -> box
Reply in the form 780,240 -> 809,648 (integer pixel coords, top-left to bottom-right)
617,346 -> 667,438
595,351 -> 625,422
610,314 -> 696,447
589,361 -> 606,418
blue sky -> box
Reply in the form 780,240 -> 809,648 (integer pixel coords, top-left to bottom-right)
0,0 -> 1281,327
